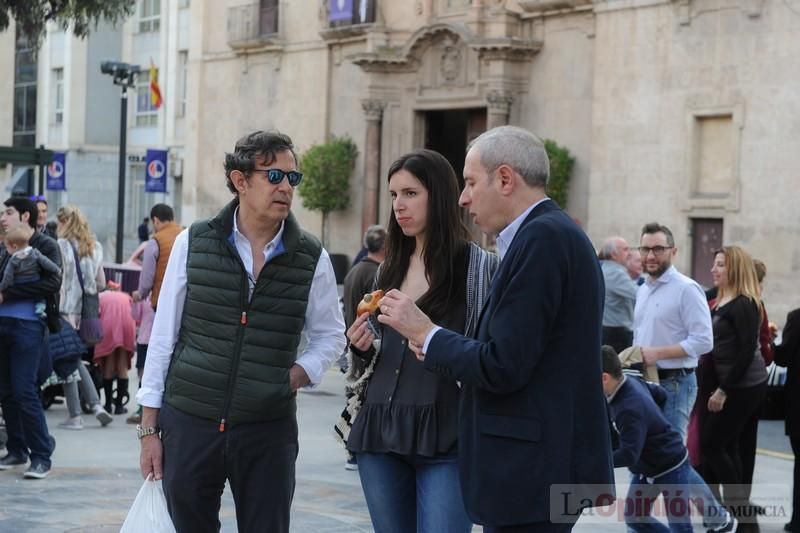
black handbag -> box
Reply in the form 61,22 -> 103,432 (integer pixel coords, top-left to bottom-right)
70,243 -> 104,346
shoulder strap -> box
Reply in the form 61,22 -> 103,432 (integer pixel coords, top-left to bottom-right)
70,242 -> 86,294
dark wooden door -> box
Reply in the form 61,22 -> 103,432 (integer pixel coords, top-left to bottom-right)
691,218 -> 723,289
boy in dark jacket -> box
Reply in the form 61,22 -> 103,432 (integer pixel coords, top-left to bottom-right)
603,345 -> 737,532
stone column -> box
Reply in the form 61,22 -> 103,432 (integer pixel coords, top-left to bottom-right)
361,99 -> 385,234
486,90 -> 513,129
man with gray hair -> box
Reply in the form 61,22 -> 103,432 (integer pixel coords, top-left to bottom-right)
377,126 -> 613,531
599,236 -> 638,353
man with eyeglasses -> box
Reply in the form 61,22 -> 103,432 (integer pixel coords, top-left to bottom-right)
136,131 -> 346,532
633,222 -> 736,532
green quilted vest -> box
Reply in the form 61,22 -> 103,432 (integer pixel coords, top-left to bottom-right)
164,200 -> 321,427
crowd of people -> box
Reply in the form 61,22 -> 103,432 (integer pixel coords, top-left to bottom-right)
0,197 -> 184,479
0,125 -> 798,533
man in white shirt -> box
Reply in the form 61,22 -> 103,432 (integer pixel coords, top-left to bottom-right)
634,222 -> 712,437
633,222 -> 735,532
136,131 -> 345,533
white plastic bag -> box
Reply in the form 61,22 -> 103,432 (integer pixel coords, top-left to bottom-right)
120,476 -> 177,533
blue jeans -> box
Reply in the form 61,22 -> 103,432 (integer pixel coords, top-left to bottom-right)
659,372 -> 697,442
659,372 -> 727,528
357,451 -> 472,533
0,317 -> 53,467
625,461 -> 692,532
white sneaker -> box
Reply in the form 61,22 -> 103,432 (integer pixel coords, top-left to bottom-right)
57,416 -> 83,430
92,405 -> 113,427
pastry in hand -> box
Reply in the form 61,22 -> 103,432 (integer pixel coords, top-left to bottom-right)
357,290 -> 384,316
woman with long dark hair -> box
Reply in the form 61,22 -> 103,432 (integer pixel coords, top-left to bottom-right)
345,149 -> 497,532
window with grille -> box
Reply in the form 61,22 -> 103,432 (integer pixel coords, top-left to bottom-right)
135,71 -> 158,127
53,68 -> 64,124
260,0 -> 279,35
178,51 -> 188,117
139,0 -> 161,33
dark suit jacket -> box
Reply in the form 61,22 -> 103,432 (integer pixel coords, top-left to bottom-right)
425,199 -> 614,526
774,308 -> 800,436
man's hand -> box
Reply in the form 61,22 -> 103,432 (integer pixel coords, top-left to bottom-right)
708,388 -> 726,412
0,292 -> 4,304
641,346 -> 659,366
139,407 -> 163,480
132,290 -> 142,303
376,289 -> 435,348
289,364 -> 310,391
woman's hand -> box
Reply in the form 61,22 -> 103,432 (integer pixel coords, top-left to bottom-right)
347,312 -> 376,352
707,388 -> 727,412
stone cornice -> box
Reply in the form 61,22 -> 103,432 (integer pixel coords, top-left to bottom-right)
469,38 -> 542,61
518,0 -> 592,13
319,22 -> 376,42
351,23 -> 541,73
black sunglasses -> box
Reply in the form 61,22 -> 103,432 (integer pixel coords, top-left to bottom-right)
251,168 -> 303,187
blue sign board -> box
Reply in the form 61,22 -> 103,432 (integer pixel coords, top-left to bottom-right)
145,149 -> 168,193
329,0 -> 353,22
46,152 -> 66,191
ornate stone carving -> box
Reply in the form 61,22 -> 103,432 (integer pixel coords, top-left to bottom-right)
486,91 -> 514,114
362,99 -> 386,121
440,37 -> 462,82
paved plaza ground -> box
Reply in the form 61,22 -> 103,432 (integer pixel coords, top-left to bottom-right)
0,369 -> 794,532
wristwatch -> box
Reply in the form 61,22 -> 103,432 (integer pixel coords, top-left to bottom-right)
136,425 -> 160,439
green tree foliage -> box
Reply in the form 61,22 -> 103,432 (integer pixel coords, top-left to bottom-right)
298,135 -> 358,247
0,0 -> 136,50
544,139 -> 575,210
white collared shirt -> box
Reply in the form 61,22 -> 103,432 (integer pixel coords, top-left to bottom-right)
137,210 -> 346,409
633,265 -> 713,369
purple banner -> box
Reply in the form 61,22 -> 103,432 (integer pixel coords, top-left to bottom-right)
329,0 -> 353,22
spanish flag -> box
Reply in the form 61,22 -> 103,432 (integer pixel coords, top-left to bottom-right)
149,60 -> 163,109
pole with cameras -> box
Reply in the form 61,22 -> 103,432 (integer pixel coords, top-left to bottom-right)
100,60 -> 141,264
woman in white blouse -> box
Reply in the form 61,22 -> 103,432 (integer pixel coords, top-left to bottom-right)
55,205 -> 113,430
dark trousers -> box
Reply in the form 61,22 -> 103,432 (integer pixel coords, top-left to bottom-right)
738,408 -> 760,501
790,432 -> 800,526
700,383 -> 766,507
601,326 -> 633,354
160,402 -> 299,533
0,317 -> 53,467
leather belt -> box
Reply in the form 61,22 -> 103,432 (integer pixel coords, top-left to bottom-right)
657,367 -> 695,379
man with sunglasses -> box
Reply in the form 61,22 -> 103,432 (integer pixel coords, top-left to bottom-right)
136,131 -> 345,533
632,222 -> 736,532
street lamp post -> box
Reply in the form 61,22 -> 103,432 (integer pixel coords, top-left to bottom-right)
100,60 -> 141,264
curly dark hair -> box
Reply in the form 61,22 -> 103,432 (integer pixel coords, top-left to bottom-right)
223,131 -> 297,194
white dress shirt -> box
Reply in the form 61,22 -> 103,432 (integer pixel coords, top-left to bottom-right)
422,197 -> 551,352
632,265 -> 713,369
137,212 -> 346,409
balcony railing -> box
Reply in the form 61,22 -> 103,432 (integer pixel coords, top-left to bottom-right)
227,3 -> 279,49
321,0 -> 376,40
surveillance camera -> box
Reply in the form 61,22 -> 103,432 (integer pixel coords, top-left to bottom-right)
100,60 -> 130,76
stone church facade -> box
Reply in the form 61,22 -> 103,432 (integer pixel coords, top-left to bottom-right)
181,0 -> 799,320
